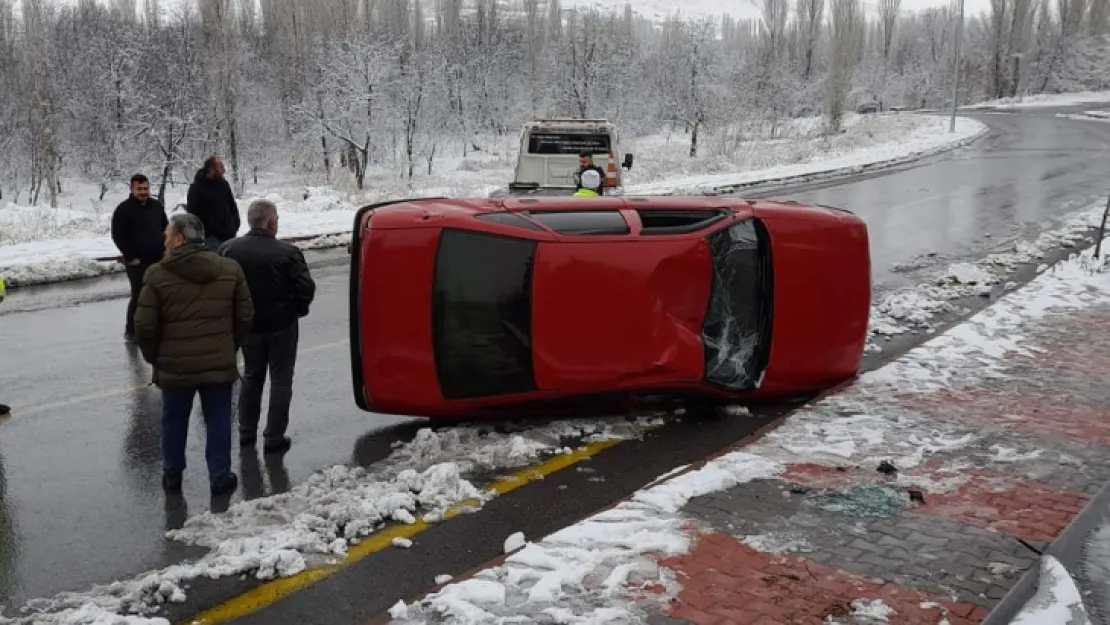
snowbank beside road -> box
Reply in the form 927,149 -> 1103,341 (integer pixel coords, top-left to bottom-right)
968,89 -> 1110,109
625,114 -> 985,195
0,114 -> 983,287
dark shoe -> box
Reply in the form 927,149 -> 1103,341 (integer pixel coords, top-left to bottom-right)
0,404 -> 10,416
162,473 -> 183,492
211,472 -> 238,496
263,436 -> 292,455
239,435 -> 256,447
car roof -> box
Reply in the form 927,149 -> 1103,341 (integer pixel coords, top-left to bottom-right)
359,196 -> 857,230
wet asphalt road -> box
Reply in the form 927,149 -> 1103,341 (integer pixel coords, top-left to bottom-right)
0,107 -> 1109,621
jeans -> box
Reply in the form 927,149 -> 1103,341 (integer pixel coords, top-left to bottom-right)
239,322 -> 299,444
161,384 -> 234,485
124,261 -> 153,335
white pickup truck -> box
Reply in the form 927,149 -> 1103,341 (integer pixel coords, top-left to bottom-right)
499,118 -> 634,196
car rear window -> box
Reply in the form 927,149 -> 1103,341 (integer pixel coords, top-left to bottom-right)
702,219 -> 772,390
433,230 -> 538,400
527,211 -> 629,235
527,133 -> 612,155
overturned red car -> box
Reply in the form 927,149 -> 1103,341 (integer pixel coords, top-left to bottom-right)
349,196 -> 870,420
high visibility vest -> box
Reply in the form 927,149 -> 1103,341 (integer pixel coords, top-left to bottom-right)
0,274 -> 6,302
573,188 -> 600,197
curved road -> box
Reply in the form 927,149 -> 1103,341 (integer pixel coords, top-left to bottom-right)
0,106 -> 1108,622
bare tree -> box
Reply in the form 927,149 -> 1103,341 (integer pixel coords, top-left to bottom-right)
990,0 -> 1010,97
199,0 -> 243,192
1092,0 -> 1110,33
796,0 -> 824,78
826,0 -> 862,131
22,0 -> 62,206
878,0 -> 901,61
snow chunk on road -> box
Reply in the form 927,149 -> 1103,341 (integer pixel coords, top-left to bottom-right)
391,451 -> 782,623
1013,556 -> 1091,624
392,538 -> 413,549
503,532 -> 527,554
435,574 -> 454,585
5,417 -> 656,623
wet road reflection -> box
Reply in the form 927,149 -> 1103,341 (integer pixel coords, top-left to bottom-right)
762,110 -> 1110,288
1,109 -> 1109,611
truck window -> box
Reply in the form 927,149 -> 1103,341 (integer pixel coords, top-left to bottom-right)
527,133 -> 612,155
433,230 -> 538,400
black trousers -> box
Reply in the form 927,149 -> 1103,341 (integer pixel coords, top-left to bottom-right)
124,260 -> 154,335
239,322 -> 299,444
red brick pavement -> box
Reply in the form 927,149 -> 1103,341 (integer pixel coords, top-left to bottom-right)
780,463 -> 1090,544
662,533 -> 986,625
652,306 -> 1110,624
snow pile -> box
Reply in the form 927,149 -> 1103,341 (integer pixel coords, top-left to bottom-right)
1082,512 -> 1110,618
866,197 -> 1106,350
389,453 -> 784,624
1012,556 -> 1091,624
968,89 -> 1110,109
4,418 -> 655,622
625,115 -> 985,195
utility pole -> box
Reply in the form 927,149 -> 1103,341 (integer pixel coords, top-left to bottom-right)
949,0 -> 965,132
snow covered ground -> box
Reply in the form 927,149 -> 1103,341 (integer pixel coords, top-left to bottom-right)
387,224 -> 1110,625
0,417 -> 663,624
0,113 -> 984,287
967,89 -> 1110,110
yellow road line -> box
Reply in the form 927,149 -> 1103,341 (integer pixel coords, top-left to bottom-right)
13,339 -> 347,418
183,436 -> 630,625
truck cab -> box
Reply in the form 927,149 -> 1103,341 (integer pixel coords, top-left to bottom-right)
507,119 -> 634,196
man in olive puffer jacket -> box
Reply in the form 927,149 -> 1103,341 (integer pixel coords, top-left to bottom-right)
134,213 -> 254,495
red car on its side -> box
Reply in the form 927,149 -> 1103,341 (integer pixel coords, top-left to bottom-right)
349,196 -> 870,420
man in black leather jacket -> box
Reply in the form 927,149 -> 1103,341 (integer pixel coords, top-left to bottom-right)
187,155 -> 241,249
219,200 -> 316,454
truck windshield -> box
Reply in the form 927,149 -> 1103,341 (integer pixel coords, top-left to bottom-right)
527,133 -> 612,155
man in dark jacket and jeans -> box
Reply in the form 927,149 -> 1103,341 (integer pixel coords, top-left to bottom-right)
220,199 -> 315,454
135,213 -> 254,495
186,155 -> 240,249
111,174 -> 168,341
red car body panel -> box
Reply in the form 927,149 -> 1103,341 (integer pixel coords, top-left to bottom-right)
349,196 -> 870,420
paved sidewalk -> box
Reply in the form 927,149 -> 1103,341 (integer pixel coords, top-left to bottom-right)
656,283 -> 1110,622
388,252 -> 1110,625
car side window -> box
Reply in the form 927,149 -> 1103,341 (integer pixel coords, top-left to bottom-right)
476,212 -> 544,231
637,209 -> 727,235
432,229 -> 538,400
526,211 -> 629,235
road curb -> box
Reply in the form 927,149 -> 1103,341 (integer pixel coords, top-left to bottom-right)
981,479 -> 1110,624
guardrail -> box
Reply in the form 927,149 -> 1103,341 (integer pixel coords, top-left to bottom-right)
90,231 -> 351,263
